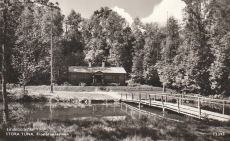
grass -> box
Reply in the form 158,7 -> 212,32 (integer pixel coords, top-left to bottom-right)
1,114 -> 230,141
23,85 -> 165,92
3,87 -> 120,102
1,100 -> 230,141
1,84 -> 178,103
5,93 -> 117,103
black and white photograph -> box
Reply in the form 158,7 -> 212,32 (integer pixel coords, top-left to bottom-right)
0,0 -> 230,140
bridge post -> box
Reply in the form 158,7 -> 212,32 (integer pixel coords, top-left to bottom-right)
139,93 -> 141,109
163,84 -> 166,92
149,95 -> 151,106
121,94 -> 122,100
162,96 -> 165,113
126,93 -> 127,100
198,97 -> 201,119
180,94 -> 183,105
146,94 -> 147,100
132,93 -> 133,100
165,94 -> 167,102
177,98 -> 180,113
126,104 -> 127,112
223,101 -> 226,115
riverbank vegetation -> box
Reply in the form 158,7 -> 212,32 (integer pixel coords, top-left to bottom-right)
1,112 -> 230,141
18,85 -> 164,92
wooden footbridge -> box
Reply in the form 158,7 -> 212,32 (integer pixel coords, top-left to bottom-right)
120,93 -> 230,122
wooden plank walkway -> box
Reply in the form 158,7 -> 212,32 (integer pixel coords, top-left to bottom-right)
121,93 -> 230,122
120,102 -> 183,122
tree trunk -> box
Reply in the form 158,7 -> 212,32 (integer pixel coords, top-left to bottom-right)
2,0 -> 9,124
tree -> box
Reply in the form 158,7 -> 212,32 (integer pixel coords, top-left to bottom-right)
142,22 -> 163,86
164,17 -> 180,62
1,0 -> 9,124
84,7 -> 131,68
1,0 -> 36,123
182,0 -> 213,95
131,17 -> 145,83
207,0 -> 230,96
31,3 -> 64,85
113,26 -> 133,73
155,17 -> 181,90
12,6 -> 37,93
11,1 -> 64,86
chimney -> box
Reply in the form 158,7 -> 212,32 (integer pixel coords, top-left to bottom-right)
89,60 -> 92,67
102,61 -> 105,68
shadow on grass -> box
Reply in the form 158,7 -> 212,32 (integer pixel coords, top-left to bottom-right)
1,107 -> 230,141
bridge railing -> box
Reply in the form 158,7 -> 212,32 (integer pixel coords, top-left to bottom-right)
121,93 -> 230,118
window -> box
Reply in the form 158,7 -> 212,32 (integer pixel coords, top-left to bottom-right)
119,75 -> 125,79
84,75 -> 91,79
113,75 -> 119,80
76,75 -> 84,79
105,76 -> 112,79
71,74 -> 76,79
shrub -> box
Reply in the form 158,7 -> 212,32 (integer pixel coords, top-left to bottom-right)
6,83 -> 20,90
21,94 -> 33,102
108,83 -> 120,86
63,81 -> 72,86
8,93 -> 49,102
79,82 -> 87,86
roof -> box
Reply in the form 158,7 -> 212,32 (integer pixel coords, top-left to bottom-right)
69,66 -> 126,74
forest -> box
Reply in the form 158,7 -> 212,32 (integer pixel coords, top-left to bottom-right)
0,0 -> 230,96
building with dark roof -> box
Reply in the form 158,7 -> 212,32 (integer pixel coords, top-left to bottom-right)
68,62 -> 127,86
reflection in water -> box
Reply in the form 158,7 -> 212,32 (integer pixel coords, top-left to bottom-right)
0,102 -> 186,124
50,102 -> 52,121
1,102 -> 127,123
121,102 -> 186,122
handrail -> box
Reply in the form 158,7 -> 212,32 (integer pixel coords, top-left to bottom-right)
122,93 -> 230,105
121,93 -> 230,119
200,97 -> 230,103
147,93 -> 230,103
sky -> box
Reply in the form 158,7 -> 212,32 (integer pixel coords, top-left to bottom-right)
49,0 -> 186,26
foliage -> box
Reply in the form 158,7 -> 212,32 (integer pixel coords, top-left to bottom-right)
142,23 -> 163,86
12,6 -> 37,88
83,7 -> 133,70
2,0 -> 230,96
9,1 -> 64,86
207,0 -> 230,96
131,17 -> 145,83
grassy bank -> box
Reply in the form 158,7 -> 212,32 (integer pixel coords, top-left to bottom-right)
1,114 -> 230,141
2,87 -> 121,102
24,85 -> 165,92
1,85 -> 173,102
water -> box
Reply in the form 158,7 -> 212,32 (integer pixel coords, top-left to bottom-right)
0,102 -> 187,124
0,102 -> 126,123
